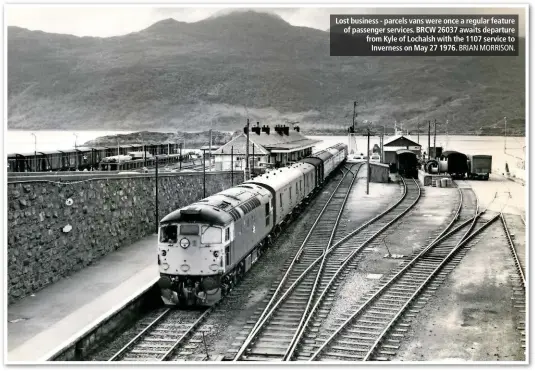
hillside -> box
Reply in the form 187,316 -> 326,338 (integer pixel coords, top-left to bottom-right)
82,130 -> 236,148
7,10 -> 526,135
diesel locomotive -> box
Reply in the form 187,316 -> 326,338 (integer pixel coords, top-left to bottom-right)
157,143 -> 348,307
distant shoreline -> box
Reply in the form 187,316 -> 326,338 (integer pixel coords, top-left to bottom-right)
7,129 -> 526,138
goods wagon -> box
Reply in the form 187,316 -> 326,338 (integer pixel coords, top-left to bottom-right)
467,154 -> 492,180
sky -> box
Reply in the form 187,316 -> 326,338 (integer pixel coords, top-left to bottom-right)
5,5 -> 527,37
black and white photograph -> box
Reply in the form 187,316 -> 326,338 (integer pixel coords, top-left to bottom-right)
3,2 -> 528,365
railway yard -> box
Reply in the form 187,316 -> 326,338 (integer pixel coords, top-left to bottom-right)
7,164 -> 527,363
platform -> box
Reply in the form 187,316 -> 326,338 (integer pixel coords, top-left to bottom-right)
7,234 -> 159,363
418,169 -> 452,187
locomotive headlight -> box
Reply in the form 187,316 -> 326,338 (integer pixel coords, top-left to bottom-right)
213,251 -> 219,258
161,250 -> 167,257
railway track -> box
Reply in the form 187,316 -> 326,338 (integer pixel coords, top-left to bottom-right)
230,163 -> 364,361
104,163 -> 360,362
233,176 -> 422,361
107,308 -> 208,362
307,187 -> 493,361
500,214 -> 526,354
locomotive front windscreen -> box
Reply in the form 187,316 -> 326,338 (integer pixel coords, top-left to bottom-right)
201,226 -> 222,244
160,224 -> 178,243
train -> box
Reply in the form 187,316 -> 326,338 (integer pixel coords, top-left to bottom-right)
467,155 -> 492,180
157,143 -> 348,307
7,143 -> 190,173
440,151 -> 469,179
395,149 -> 418,178
424,152 -> 492,181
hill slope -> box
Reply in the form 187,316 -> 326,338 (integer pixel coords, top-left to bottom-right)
7,11 -> 526,134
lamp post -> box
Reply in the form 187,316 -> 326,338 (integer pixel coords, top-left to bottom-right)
73,133 -> 78,149
30,133 -> 36,172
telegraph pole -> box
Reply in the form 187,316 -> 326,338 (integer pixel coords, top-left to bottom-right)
31,133 -> 36,172
417,122 -> 420,144
366,128 -> 371,195
433,119 -> 437,157
231,146 -> 234,186
209,129 -> 213,171
179,143 -> 182,170
504,116 -> 507,152
427,121 -> 431,160
352,101 -> 357,132
202,149 -> 206,198
245,119 -> 250,180
155,158 -> 159,233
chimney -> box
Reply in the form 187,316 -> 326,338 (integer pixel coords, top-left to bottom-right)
261,125 -> 271,135
252,121 -> 261,135
283,126 -> 289,135
294,125 -> 300,132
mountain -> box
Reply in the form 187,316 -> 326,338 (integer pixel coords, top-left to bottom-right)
7,10 -> 526,135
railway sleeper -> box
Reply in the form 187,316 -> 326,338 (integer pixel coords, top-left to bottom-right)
322,352 -> 363,360
336,339 -> 375,347
331,345 -> 370,352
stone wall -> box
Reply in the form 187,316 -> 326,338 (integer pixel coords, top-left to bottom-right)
7,171 -> 244,304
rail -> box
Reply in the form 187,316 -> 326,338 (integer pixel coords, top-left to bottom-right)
309,187 -> 480,361
285,178 -> 424,360
232,163 -> 362,360
362,213 -> 498,361
500,214 -> 526,288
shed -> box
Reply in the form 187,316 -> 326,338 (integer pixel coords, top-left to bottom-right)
369,162 -> 390,183
383,135 -> 422,164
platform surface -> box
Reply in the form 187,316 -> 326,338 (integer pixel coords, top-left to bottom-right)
7,234 -> 159,362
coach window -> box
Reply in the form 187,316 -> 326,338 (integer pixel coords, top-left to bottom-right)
289,186 -> 292,200
280,194 -> 282,208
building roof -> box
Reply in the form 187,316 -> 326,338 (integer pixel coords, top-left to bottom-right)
383,135 -> 421,147
252,130 -> 319,150
213,134 -> 270,156
214,128 -> 319,155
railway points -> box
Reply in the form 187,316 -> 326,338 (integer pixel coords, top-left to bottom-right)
7,153 -> 526,364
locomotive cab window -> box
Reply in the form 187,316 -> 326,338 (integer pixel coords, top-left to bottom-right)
201,225 -> 222,244
225,227 -> 230,242
180,224 -> 199,236
160,225 -> 178,243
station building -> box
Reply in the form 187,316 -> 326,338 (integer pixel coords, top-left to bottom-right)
213,124 -> 319,173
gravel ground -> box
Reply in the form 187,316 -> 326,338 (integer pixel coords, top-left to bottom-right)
316,186 -> 460,344
393,220 -> 526,362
